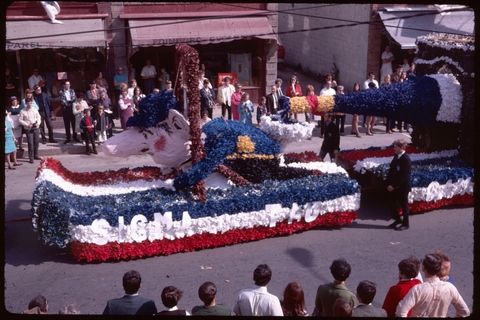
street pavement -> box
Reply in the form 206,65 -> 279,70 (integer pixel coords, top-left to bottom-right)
3,65 -> 474,315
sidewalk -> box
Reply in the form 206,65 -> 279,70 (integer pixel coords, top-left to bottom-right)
16,117 -> 124,158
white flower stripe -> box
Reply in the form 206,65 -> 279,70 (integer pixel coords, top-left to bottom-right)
409,178 -> 473,203
426,74 -> 463,123
68,193 -> 361,244
260,116 -> 315,149
353,150 -> 459,173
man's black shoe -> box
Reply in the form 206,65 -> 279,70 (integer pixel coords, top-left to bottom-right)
29,159 -> 34,164
42,138 -> 47,144
395,225 -> 409,231
49,139 -> 58,143
388,220 -> 402,229
64,140 -> 71,144
73,138 -> 81,143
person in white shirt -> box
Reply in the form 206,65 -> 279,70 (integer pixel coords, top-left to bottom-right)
380,45 -> 395,82
363,72 -> 379,90
198,70 -> 212,90
396,253 -> 470,317
140,59 -> 157,95
217,76 -> 235,120
18,99 -> 41,163
233,264 -> 284,316
28,68 -> 46,92
318,81 -> 336,138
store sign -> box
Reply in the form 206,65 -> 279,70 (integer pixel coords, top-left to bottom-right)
217,73 -> 238,87
6,42 -> 41,50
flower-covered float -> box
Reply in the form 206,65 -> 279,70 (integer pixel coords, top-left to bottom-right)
336,33 -> 474,214
337,145 -> 474,213
31,44 -> 358,262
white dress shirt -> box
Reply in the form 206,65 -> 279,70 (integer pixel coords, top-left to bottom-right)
319,87 -> 336,96
233,285 -> 283,316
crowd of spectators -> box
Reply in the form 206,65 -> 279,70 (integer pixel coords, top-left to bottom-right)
22,251 -> 469,317
6,55 -> 416,168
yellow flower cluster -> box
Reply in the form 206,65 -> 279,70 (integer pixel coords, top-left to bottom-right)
236,135 -> 256,154
289,97 -> 311,113
316,95 -> 335,114
288,96 -> 336,114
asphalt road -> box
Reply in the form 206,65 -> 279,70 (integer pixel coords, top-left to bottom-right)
3,65 -> 474,315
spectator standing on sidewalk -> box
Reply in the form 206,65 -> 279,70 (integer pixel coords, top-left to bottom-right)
286,75 -> 302,120
33,85 -> 56,144
18,98 -> 41,164
59,80 -> 78,144
350,83 -> 362,138
140,59 -> 157,95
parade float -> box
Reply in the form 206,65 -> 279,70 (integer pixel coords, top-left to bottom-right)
31,35 -> 474,262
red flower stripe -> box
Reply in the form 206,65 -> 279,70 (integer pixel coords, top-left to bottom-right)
284,151 -> 322,163
337,146 -> 425,167
409,194 -> 474,213
37,157 -> 178,186
70,211 -> 358,262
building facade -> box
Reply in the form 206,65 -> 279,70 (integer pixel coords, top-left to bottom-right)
5,2 -> 280,112
277,3 -> 474,91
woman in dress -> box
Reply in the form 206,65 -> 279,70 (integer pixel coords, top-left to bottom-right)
7,96 -> 25,150
5,111 -> 22,169
365,82 -> 378,136
380,45 -> 395,82
238,92 -> 254,126
350,83 -> 362,138
281,282 -> 309,317
231,83 -> 243,121
118,89 -> 133,130
286,75 -> 302,120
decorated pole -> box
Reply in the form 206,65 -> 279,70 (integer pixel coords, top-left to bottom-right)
174,44 -> 206,201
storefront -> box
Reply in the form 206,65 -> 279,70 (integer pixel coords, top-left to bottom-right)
122,13 -> 279,104
6,14 -> 108,115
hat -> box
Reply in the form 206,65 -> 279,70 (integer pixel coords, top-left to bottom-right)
10,96 -> 17,100
337,85 -> 344,91
117,66 -> 124,71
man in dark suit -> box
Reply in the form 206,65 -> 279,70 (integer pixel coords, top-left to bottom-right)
33,85 -> 56,144
103,270 -> 157,315
59,80 -> 80,144
265,85 -> 279,115
352,280 -> 387,317
386,139 -> 412,231
319,113 -> 340,162
275,78 -> 283,97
